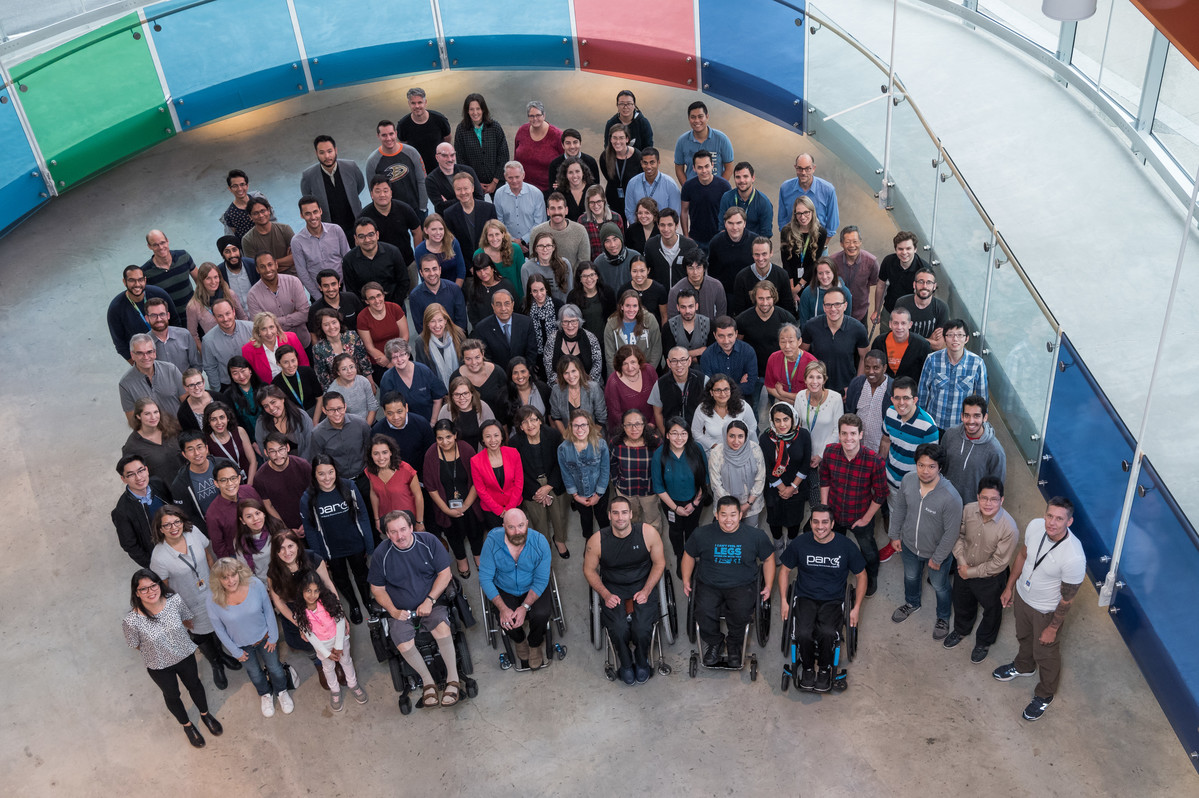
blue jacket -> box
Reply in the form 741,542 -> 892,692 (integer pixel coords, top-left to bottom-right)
479,526 -> 552,600
557,438 -> 610,498
699,340 -> 759,398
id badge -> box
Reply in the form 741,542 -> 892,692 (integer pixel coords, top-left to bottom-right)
197,579 -> 205,589
667,510 -> 676,522
616,188 -> 625,199
1024,579 -> 1031,588
449,499 -> 464,510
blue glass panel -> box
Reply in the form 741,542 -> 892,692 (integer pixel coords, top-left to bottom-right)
146,0 -> 305,129
293,0 -> 441,89
439,0 -> 574,70
0,90 -> 48,234
697,0 -> 805,130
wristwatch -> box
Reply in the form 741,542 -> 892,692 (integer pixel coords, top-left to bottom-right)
521,602 -> 532,611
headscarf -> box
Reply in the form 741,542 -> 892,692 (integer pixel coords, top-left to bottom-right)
765,402 -> 798,478
719,420 -> 758,500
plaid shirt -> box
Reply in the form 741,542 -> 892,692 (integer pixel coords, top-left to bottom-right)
918,349 -> 988,429
611,442 -> 655,497
820,444 -> 888,527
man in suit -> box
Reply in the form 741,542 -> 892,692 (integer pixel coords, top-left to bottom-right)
472,289 -> 537,367
443,172 -> 497,257
300,135 -> 366,244
870,306 -> 930,383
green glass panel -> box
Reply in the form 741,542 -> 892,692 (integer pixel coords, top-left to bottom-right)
12,13 -> 172,189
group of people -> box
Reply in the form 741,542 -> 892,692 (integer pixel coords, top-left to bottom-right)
112,86 -> 1084,747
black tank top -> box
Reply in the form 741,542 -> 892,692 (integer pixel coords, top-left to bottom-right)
599,523 -> 651,599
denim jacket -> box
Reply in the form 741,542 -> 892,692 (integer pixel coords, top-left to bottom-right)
557,438 -> 610,498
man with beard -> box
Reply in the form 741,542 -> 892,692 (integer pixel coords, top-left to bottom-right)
731,237 -> 792,317
241,198 -> 295,275
942,395 -> 1006,502
893,266 -> 948,350
307,269 -> 364,333
342,217 -> 410,306
215,236 -> 257,309
717,161 -> 773,239
529,193 -> 590,272
201,299 -> 254,391
648,346 -> 708,432
365,120 -> 428,221
247,253 -> 311,349
874,231 -> 924,328
478,508 -> 555,670
300,135 -> 366,243
292,196 -> 350,299
706,207 -> 755,297
108,265 -> 179,362
146,296 -> 200,375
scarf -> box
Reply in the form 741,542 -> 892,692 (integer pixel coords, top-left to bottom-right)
765,403 -> 799,478
556,327 -> 594,377
428,333 -> 459,387
720,420 -> 757,500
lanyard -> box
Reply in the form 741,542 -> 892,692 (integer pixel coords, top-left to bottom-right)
128,294 -> 151,330
440,448 -> 460,499
782,356 -> 801,392
211,432 -> 241,466
804,395 -> 823,431
281,371 -> 304,404
175,541 -> 204,587
1031,531 -> 1066,573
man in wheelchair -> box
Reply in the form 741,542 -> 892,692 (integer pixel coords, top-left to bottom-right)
779,504 -> 866,692
682,495 -> 775,669
583,496 -> 667,685
368,510 -> 463,708
479,508 -> 555,670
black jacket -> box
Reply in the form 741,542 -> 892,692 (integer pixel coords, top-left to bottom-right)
870,332 -> 931,384
170,461 -> 214,533
473,313 -> 538,369
111,478 -> 172,567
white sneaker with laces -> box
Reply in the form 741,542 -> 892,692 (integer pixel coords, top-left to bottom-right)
260,694 -> 275,717
277,690 -> 294,714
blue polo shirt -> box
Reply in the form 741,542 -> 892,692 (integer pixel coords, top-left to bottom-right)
674,127 -> 735,181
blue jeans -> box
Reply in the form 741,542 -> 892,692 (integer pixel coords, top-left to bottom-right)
901,547 -> 952,620
243,637 -> 287,696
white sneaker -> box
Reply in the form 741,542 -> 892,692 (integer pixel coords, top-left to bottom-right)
260,694 -> 275,717
277,690 -> 294,715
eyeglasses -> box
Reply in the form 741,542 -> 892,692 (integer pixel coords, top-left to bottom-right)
183,381 -> 204,389
146,312 -> 169,320
136,584 -> 160,595
131,350 -> 156,358
623,421 -> 645,428
356,231 -> 378,240
265,447 -> 288,456
571,422 -> 591,429
216,475 -> 241,485
711,386 -> 731,394
668,357 -> 690,365
123,466 -> 149,478
160,519 -> 184,529
914,279 -> 936,286
560,318 -> 579,325
617,101 -> 635,108
822,301 -> 846,308
945,332 -> 969,340
527,112 -> 545,119
452,391 -> 472,399
667,430 -> 688,437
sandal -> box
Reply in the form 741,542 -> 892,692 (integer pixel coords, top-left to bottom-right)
457,567 -> 471,579
418,684 -> 440,708
441,680 -> 461,707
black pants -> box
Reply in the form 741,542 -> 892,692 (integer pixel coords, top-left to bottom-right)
770,524 -> 801,541
571,492 -> 609,539
795,596 -> 843,670
147,653 -> 208,725
497,588 -> 554,646
601,591 -> 659,668
440,513 -> 485,561
667,505 -> 703,564
694,580 -> 756,650
952,568 -> 1008,645
352,473 -> 379,545
191,630 -> 222,665
327,553 -> 372,614
835,522 -> 879,589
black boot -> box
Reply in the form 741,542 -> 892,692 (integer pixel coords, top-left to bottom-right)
211,661 -> 228,690
220,652 -> 243,671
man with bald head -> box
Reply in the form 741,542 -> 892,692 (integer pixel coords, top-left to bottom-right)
426,141 -> 484,215
142,230 -> 198,318
777,153 -> 840,239
478,508 -> 555,670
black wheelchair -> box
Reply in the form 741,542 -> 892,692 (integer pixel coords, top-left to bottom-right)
367,576 -> 479,714
780,578 -> 858,693
479,570 -> 567,670
589,570 -> 678,680
686,566 -> 771,681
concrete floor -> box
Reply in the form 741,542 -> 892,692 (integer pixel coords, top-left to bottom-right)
1,67 -> 1194,795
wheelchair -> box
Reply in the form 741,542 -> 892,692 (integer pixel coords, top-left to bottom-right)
686,565 -> 771,681
780,578 -> 858,693
479,570 -> 568,670
589,570 -> 679,680
368,576 -> 479,714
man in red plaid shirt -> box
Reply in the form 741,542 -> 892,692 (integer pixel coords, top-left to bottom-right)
820,413 -> 887,596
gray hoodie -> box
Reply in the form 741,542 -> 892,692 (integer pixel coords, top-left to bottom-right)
942,422 -> 1006,502
888,472 -> 963,563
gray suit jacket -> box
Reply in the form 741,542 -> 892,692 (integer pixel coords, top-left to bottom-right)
299,160 -> 366,223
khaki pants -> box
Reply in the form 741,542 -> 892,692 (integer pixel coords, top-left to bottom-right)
616,491 -> 665,537
1013,591 -> 1063,698
523,494 -> 570,544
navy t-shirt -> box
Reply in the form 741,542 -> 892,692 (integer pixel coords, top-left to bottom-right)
188,463 -> 219,516
780,532 -> 865,602
368,531 -> 452,610
684,522 -> 773,589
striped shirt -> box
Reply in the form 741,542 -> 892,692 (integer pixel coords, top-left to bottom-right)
883,405 -> 940,489
141,250 -> 197,311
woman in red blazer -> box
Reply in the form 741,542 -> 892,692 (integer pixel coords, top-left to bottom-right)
469,419 -> 524,530
241,311 -> 309,383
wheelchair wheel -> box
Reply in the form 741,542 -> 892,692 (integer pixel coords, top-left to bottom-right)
388,657 -> 404,693
755,584 -> 771,649
604,664 -> 616,681
465,678 -> 479,698
685,583 -> 697,645
551,572 -> 567,636
369,618 -> 389,663
688,651 -> 698,678
749,655 -> 758,682
590,589 -> 603,651
457,628 -> 474,676
781,670 -> 790,692
662,571 -> 678,645
845,582 -> 858,662
399,694 -> 412,715
480,584 -> 498,649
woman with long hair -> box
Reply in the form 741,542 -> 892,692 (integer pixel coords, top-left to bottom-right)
123,568 -> 224,747
602,289 -> 662,374
598,124 -> 642,224
253,384 -> 315,460
452,338 -> 509,427
566,261 -> 616,344
356,281 -> 408,383
288,572 -> 368,711
798,256 -> 853,325
708,420 -> 767,528
793,359 -> 844,506
122,398 -> 184,480
365,434 -> 422,533
177,367 -> 225,433
557,409 -> 609,540
310,308 -> 373,391
780,195 -> 828,300
509,406 -> 570,558
469,419 -> 524,530
523,231 -> 573,305
475,219 -> 525,301
603,344 -> 659,435
265,528 -> 340,690
226,355 -> 264,434
465,251 -> 518,326
548,354 -> 607,438
423,420 -> 484,577
438,375 -> 495,451
608,408 -> 664,530
604,88 -> 654,149
186,261 -> 247,349
523,275 -> 558,380
234,498 -> 285,579
551,156 -> 595,220
413,212 -> 466,284
691,373 -> 758,452
580,184 -> 626,261
271,344 -> 324,423
625,196 -> 659,255
241,311 -> 308,383
453,93 -> 509,194
202,401 -> 256,484
299,455 -> 373,625
504,355 -> 551,421
651,417 -> 709,576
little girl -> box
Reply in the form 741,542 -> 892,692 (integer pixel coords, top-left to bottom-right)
290,573 -> 368,711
